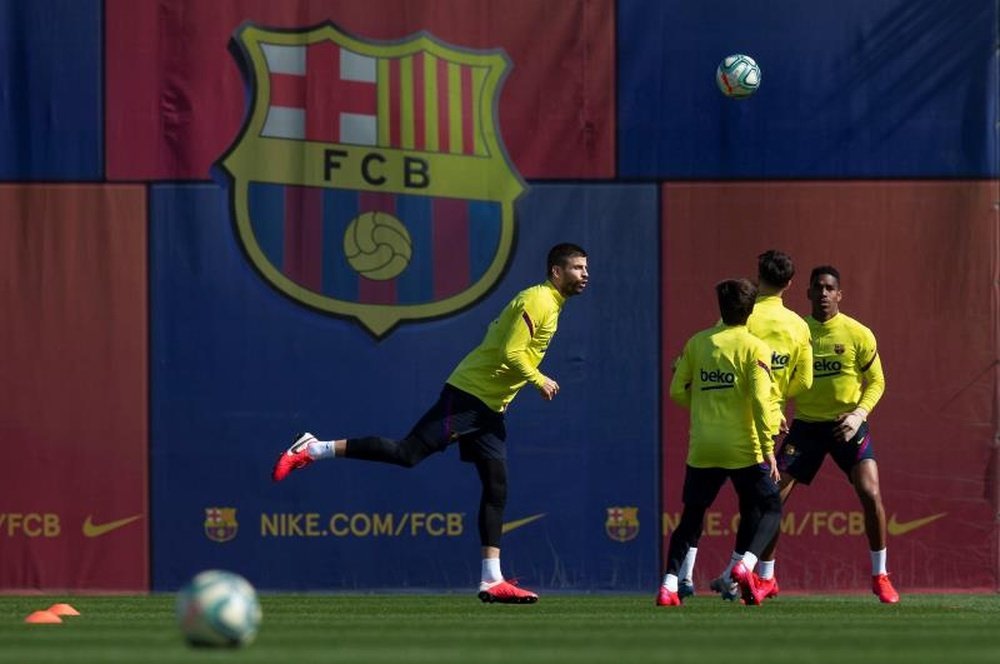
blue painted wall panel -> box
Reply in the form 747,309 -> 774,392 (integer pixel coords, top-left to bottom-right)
618,0 -> 997,178
0,0 -> 102,179
150,183 -> 660,591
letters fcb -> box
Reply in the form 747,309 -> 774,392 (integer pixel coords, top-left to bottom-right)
217,22 -> 526,336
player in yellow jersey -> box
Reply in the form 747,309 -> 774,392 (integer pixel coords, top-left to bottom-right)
270,243 -> 587,604
657,278 -> 782,607
682,250 -> 814,601
764,265 -> 899,603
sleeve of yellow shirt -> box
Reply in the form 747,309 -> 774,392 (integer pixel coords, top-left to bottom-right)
785,334 -> 814,399
749,345 -> 778,455
668,343 -> 693,409
856,329 -> 885,414
767,371 -> 784,434
500,299 -> 547,388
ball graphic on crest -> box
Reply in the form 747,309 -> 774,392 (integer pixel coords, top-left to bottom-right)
344,211 -> 412,281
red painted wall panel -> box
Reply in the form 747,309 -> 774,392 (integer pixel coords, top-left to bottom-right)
0,185 -> 148,591
104,0 -> 614,180
661,181 -> 998,591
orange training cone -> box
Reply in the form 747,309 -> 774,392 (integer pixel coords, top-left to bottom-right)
24,610 -> 63,624
47,603 -> 80,616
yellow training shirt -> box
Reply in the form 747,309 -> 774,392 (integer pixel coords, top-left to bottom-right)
447,281 -> 565,413
747,295 -> 814,404
670,323 -> 779,469
794,312 -> 885,422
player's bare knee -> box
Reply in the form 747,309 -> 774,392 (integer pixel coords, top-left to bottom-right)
855,480 -> 880,505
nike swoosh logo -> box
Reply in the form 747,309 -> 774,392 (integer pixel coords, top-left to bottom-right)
887,512 -> 946,536
501,513 -> 546,534
82,514 -> 143,538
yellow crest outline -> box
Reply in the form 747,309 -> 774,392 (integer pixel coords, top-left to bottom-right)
218,22 -> 525,337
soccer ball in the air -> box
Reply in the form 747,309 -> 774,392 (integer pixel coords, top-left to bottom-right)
176,570 -> 262,647
716,54 -> 761,99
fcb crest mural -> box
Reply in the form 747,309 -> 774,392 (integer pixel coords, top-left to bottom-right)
217,22 -> 526,337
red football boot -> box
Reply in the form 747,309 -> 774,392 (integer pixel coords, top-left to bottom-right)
271,432 -> 316,482
655,587 -> 682,606
872,574 -> 900,604
478,580 -> 539,604
731,562 -> 767,606
757,575 -> 780,599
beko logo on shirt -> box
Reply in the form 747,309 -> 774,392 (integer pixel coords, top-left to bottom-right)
771,352 -> 790,370
700,368 -> 735,390
814,358 -> 842,376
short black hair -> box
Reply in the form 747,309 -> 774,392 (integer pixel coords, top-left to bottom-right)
809,265 -> 841,287
716,278 -> 758,325
547,243 -> 587,275
758,249 -> 795,288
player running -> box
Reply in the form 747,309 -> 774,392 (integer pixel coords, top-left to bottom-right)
657,278 -> 782,607
271,243 -> 588,604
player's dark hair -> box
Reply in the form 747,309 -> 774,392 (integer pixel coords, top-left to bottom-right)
809,265 -> 841,287
547,243 -> 587,276
758,249 -> 795,288
716,278 -> 758,325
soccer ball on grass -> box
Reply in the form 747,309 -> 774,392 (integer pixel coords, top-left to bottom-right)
176,570 -> 262,647
716,54 -> 761,99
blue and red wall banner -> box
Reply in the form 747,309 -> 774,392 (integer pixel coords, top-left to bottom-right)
0,0 -> 996,592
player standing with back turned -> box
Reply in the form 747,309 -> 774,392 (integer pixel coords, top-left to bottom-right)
681,250 -> 813,600
657,278 -> 782,607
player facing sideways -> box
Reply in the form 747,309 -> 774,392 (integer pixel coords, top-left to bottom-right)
679,250 -> 814,601
761,265 -> 899,603
657,278 -> 783,607
271,243 -> 589,604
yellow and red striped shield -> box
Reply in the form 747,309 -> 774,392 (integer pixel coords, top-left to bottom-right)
218,22 -> 525,337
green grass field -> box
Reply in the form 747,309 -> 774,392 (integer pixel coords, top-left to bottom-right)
2,593 -> 999,663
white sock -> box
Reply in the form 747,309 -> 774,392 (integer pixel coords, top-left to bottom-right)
871,548 -> 887,576
481,558 -> 503,585
722,551 -> 741,582
740,551 -> 758,571
307,440 -> 336,460
661,573 -> 679,592
678,547 -> 697,583
757,560 -> 775,580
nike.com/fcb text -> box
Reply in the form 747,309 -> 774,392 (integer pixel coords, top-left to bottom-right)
261,512 -> 465,538
662,511 -> 946,538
